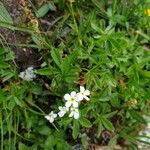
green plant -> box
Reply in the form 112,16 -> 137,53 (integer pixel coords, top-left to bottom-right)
0,0 -> 150,149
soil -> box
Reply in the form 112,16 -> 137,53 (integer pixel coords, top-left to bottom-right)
0,0 -> 37,70
0,0 -> 62,71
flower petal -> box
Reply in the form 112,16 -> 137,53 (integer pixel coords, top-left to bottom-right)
84,95 -> 90,101
53,114 -> 57,118
49,111 -> 54,115
84,90 -> 90,95
69,111 -> 73,117
64,94 -> 70,100
27,67 -> 34,70
80,86 -> 85,92
74,110 -> 79,119
58,111 -> 64,117
73,101 -> 78,108
58,106 -> 62,110
76,93 -> 83,101
58,112 -> 62,117
65,101 -> 72,108
49,118 -> 54,123
19,72 -> 25,78
66,107 -> 69,112
45,115 -> 50,120
71,91 -> 76,97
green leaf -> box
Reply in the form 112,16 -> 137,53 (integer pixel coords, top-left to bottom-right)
14,96 -> 23,107
108,135 -> 118,148
37,126 -> 51,135
91,0 -> 108,19
2,70 -> 15,82
0,21 -> 33,33
0,91 -> 6,103
18,143 -> 37,150
81,133 -> 89,149
128,109 -> 146,124
36,67 -> 53,76
72,120 -> 79,139
97,122 -> 103,137
31,34 -> 41,47
101,117 -> 114,131
105,111 -> 118,118
110,97 -> 120,107
141,70 -> 150,78
51,48 -> 62,68
45,135 -> 56,148
59,118 -> 72,126
109,38 -> 121,50
0,62 -> 10,69
0,2 -> 13,24
18,143 -> 28,150
56,142 -> 71,150
30,84 -> 43,95
36,2 -> 56,18
67,50 -> 79,64
79,117 -> 92,128
91,22 -> 101,32
7,100 -> 15,110
105,40 -> 112,54
5,51 -> 15,61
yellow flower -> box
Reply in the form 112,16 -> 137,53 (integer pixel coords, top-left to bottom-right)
145,9 -> 150,16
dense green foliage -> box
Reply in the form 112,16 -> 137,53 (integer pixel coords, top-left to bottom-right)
0,0 -> 150,149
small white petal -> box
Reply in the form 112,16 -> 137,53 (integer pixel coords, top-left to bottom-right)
84,90 -> 90,95
73,101 -> 78,108
66,107 -> 69,111
65,101 -> 72,108
19,67 -> 36,81
45,111 -> 57,123
63,107 -> 69,112
69,108 -> 80,119
19,72 -> 25,78
71,91 -> 76,97
58,112 -> 62,117
69,111 -> 74,117
49,118 -> 54,123
27,67 -> 34,70
58,111 -> 64,117
76,93 -> 84,101
58,106 -> 62,110
84,95 -> 90,101
64,94 -> 70,100
58,106 -> 67,117
45,115 -> 50,120
74,111 -> 79,119
53,114 -> 57,118
49,111 -> 54,115
80,86 -> 85,93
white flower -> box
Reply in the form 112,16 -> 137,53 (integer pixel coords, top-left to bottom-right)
45,111 -> 57,123
64,91 -> 78,108
19,67 -> 36,81
69,107 -> 80,119
58,106 -> 68,117
77,86 -> 90,101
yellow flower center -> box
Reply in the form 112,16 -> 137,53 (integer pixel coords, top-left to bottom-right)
70,97 -> 75,102
81,92 -> 84,95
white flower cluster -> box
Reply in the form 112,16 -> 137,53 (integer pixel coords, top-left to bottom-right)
45,86 -> 90,123
19,67 -> 36,81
